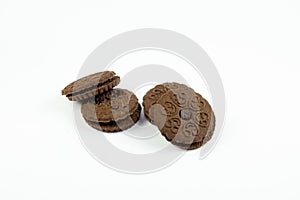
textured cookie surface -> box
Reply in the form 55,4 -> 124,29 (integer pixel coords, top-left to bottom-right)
155,90 -> 215,145
84,104 -> 141,132
142,82 -> 189,123
168,112 -> 215,150
61,71 -> 120,101
144,83 -> 215,149
142,84 -> 169,122
81,89 -> 139,123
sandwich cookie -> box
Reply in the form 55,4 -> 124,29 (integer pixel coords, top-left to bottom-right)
62,71 -> 120,101
81,89 -> 141,132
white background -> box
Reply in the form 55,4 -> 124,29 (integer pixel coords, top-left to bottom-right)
1,0 -> 300,199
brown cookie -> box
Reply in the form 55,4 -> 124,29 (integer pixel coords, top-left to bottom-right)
81,89 -> 141,132
61,71 -> 120,101
82,89 -> 139,122
84,104 -> 141,132
145,83 -> 215,150
142,82 -> 189,123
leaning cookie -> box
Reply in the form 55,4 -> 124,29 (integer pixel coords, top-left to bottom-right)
143,82 -> 216,150
61,71 -> 120,101
81,89 -> 141,132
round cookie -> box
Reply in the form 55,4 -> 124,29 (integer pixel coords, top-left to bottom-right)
150,85 -> 215,149
82,89 -> 139,123
84,104 -> 141,132
62,71 -> 120,101
81,88 -> 141,132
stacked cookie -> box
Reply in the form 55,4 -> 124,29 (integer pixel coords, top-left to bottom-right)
81,89 -> 141,132
142,83 -> 215,150
62,71 -> 141,132
61,71 -> 120,101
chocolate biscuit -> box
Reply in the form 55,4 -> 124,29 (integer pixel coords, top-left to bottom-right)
85,104 -> 141,132
81,89 -> 141,132
62,71 -> 120,101
143,83 -> 215,150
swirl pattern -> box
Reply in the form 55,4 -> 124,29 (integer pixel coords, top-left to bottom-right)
143,82 -> 215,149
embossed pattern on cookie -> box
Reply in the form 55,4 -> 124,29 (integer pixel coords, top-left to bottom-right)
142,82 -> 189,123
144,83 -> 215,150
81,88 -> 141,132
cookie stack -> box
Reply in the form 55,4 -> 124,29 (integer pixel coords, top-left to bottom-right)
62,71 -> 141,132
142,82 -> 215,150
62,72 -> 216,150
